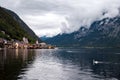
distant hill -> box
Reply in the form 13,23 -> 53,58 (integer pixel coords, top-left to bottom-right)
45,27 -> 88,46
45,15 -> 120,47
0,7 -> 41,43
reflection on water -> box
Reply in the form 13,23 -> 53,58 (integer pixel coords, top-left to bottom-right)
0,49 -> 35,80
1,48 -> 120,80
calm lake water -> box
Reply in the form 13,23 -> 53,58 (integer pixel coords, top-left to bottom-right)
1,48 -> 120,80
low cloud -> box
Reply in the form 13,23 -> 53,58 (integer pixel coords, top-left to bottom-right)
0,0 -> 120,37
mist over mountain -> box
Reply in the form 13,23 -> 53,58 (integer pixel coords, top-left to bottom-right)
45,15 -> 120,47
44,27 -> 87,46
0,7 -> 41,43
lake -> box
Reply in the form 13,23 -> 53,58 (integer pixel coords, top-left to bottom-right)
1,48 -> 120,80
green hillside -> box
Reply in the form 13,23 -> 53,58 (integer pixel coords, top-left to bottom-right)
0,7 -> 38,43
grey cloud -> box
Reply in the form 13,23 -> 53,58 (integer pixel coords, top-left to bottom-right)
0,0 -> 120,37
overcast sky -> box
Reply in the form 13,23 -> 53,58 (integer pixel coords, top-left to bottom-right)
0,0 -> 120,37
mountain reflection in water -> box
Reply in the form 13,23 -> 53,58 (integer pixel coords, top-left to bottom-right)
0,48 -> 120,80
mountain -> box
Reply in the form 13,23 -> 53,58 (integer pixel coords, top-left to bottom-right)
45,27 -> 88,46
78,16 -> 120,47
0,7 -> 41,43
45,15 -> 120,47
40,36 -> 50,41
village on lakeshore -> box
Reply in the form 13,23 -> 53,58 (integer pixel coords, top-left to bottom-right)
0,37 -> 55,49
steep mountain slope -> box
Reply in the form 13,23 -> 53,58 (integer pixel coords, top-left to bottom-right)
45,16 -> 120,47
0,7 -> 41,43
78,16 -> 120,47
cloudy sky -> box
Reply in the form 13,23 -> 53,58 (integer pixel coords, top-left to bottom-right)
0,0 -> 120,37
